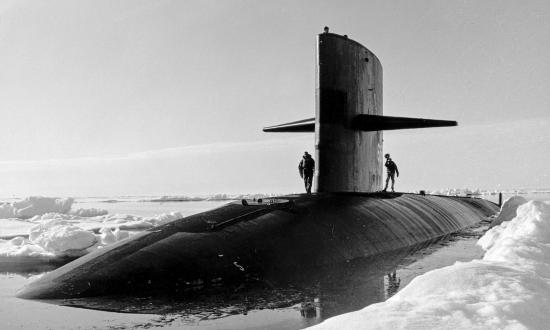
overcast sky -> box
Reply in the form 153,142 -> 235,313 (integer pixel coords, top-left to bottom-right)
0,0 -> 548,197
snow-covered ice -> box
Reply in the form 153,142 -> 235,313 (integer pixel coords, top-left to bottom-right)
310,199 -> 550,330
490,196 -> 528,228
0,196 -> 184,259
70,208 -> 108,217
29,219 -> 97,255
0,196 -> 73,219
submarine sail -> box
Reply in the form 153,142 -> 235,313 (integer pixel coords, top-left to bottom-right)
265,32 -> 458,193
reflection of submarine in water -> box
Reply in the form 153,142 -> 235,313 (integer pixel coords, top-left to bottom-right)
39,244 -> 437,321
18,31 -> 498,299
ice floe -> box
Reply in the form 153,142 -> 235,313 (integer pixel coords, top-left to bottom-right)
30,219 -> 97,255
70,208 -> 108,217
0,196 -> 184,259
0,196 -> 73,219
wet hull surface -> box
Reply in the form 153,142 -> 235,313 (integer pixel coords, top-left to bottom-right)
17,192 -> 498,299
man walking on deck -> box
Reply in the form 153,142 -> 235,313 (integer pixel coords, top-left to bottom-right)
383,153 -> 399,192
299,152 -> 315,194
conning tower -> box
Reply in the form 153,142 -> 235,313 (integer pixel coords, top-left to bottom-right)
264,31 -> 456,193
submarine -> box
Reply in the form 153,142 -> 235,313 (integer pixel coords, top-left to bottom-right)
18,30 -> 498,299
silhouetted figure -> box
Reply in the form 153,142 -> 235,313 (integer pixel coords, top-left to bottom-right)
299,297 -> 321,319
299,151 -> 315,194
300,301 -> 317,318
383,153 -> 399,192
323,26 -> 329,33
386,271 -> 401,298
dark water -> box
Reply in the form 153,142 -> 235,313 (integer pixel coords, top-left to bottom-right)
56,247 -> 414,314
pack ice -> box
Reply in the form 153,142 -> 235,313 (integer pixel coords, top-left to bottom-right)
0,196 -> 182,258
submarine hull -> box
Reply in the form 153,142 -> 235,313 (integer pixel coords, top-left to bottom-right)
18,193 -> 498,299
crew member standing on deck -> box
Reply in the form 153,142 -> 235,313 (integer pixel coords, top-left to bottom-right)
383,153 -> 399,192
298,152 -> 315,194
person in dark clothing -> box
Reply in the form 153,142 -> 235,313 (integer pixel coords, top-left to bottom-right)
383,153 -> 399,192
298,151 -> 315,194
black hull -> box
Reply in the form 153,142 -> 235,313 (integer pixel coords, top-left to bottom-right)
18,193 -> 498,299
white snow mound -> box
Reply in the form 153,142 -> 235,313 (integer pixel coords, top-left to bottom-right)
29,219 -> 97,254
490,196 -> 528,228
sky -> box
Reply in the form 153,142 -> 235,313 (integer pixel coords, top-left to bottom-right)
0,0 -> 548,197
